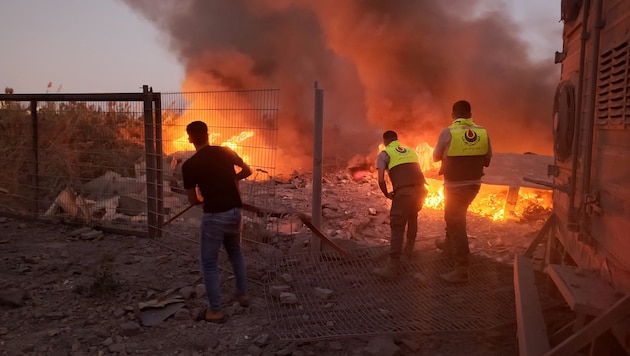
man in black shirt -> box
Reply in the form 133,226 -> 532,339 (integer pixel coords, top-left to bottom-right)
182,121 -> 252,323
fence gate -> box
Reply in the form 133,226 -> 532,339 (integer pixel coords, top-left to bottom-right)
0,86 -> 279,240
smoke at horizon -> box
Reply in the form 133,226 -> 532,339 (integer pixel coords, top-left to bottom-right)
122,0 -> 559,172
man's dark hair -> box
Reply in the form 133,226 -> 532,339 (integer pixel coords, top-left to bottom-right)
383,130 -> 398,142
452,100 -> 472,118
186,121 -> 208,145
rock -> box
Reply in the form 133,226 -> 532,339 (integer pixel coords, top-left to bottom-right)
80,229 -> 103,240
119,321 -> 141,336
174,309 -> 191,320
270,285 -> 291,298
314,287 -> 334,300
400,338 -> 421,352
118,194 -> 147,216
329,341 -> 343,351
179,286 -> 194,299
253,333 -> 270,347
247,344 -> 262,356
279,292 -> 298,304
44,312 -> 65,320
275,342 -> 296,356
70,227 -> 93,236
195,284 -> 206,298
0,288 -> 26,307
279,273 -> 293,284
113,308 -> 126,318
108,343 -> 125,353
363,335 -> 400,356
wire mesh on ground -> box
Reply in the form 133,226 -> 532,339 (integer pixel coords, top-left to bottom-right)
264,247 -> 519,341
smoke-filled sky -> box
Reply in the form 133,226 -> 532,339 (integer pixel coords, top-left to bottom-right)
1,0 -> 562,171
121,0 -> 562,169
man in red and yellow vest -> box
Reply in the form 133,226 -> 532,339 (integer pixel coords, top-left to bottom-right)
433,100 -> 492,283
375,130 -> 428,280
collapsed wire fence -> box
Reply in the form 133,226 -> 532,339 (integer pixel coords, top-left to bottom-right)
263,248 -> 526,341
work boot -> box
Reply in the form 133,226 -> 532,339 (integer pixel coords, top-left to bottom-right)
403,243 -> 415,259
235,293 -> 251,307
435,238 -> 453,257
373,258 -> 401,281
440,265 -> 469,283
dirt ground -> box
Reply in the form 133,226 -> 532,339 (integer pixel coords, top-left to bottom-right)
0,171 -> 557,356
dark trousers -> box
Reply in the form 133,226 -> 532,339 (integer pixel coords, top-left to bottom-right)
390,186 -> 422,259
444,184 -> 480,266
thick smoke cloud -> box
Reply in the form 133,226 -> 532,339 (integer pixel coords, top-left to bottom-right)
122,0 -> 558,172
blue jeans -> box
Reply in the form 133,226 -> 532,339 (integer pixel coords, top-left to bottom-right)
444,184 -> 480,266
199,208 -> 247,311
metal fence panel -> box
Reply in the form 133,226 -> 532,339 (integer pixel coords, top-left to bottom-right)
157,90 -> 279,242
0,89 -> 279,241
0,96 -> 149,231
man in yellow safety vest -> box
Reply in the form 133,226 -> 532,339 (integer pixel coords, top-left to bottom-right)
375,130 -> 428,280
433,100 -> 492,283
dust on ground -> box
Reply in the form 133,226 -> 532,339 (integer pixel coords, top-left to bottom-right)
0,171 -> 558,356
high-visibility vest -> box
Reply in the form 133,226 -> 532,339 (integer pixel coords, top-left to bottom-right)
447,118 -> 489,157
383,141 -> 425,190
385,140 -> 419,169
442,118 -> 489,181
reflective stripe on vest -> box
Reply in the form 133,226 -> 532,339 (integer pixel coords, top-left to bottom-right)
446,118 -> 489,157
385,140 -> 419,169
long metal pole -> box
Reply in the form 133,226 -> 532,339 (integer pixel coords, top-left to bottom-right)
154,92 -> 164,237
567,0 -> 591,232
143,85 -> 158,238
579,0 -> 604,240
311,81 -> 324,252
30,101 -> 39,217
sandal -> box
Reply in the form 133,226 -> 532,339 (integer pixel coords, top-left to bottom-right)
193,308 -> 227,323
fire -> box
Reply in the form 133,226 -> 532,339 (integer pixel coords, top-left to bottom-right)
423,185 -> 444,210
378,142 -> 552,222
422,184 -> 552,222
170,130 -> 254,164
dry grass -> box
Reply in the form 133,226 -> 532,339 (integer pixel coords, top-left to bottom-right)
0,100 -> 145,211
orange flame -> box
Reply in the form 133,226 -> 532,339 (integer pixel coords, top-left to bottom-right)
170,130 -> 254,164
378,142 -> 552,221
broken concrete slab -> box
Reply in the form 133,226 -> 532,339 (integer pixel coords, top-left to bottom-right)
118,194 -> 147,216
140,302 -> 185,327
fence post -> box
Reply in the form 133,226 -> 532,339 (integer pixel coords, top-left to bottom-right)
30,101 -> 39,217
311,82 -> 324,253
143,85 -> 158,238
154,93 -> 164,237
